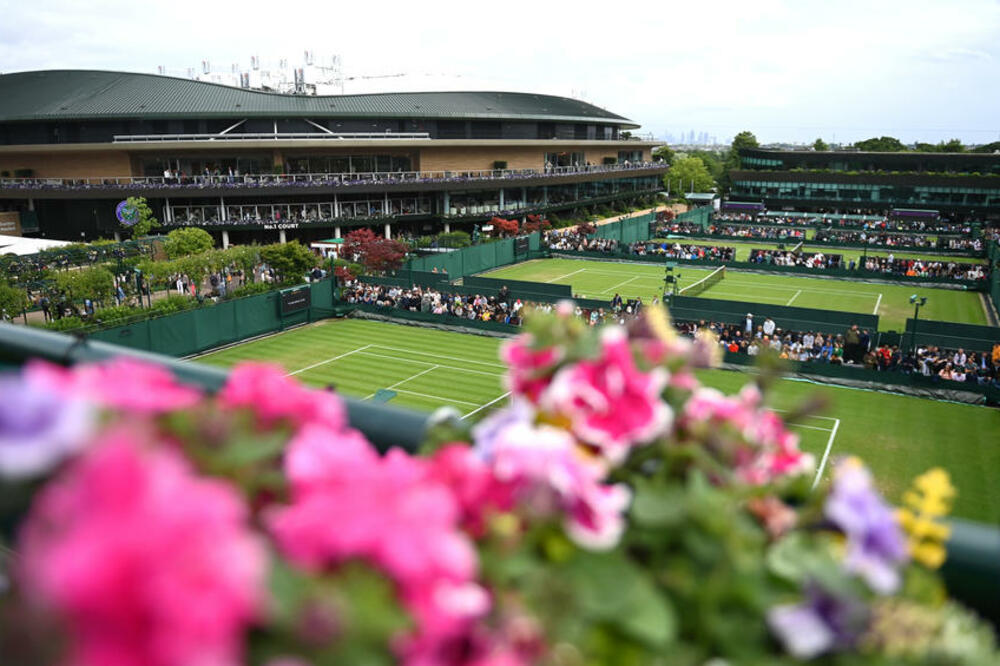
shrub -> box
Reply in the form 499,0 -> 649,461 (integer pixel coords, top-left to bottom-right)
230,282 -> 278,299
437,231 -> 472,248
42,316 -> 84,332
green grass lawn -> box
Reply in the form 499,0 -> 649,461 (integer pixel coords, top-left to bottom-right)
194,318 -> 1000,523
651,237 -> 988,265
482,258 -> 988,331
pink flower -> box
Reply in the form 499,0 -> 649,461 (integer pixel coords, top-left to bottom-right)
27,358 -> 201,414
679,386 -> 813,485
541,328 -> 672,463
267,425 -> 485,655
219,363 -> 345,430
478,411 -> 631,551
17,430 -> 268,666
428,444 -> 514,535
500,335 -> 563,402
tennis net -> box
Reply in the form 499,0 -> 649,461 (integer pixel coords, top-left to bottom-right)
677,265 -> 725,297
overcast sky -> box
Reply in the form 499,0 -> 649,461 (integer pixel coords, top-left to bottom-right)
1,0 -> 998,145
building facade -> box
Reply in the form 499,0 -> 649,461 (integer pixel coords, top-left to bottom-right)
729,148 -> 1000,219
0,70 -> 666,244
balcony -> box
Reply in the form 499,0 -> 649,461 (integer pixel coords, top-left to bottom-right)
0,163 -> 669,199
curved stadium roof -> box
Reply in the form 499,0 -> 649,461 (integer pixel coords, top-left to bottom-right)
0,70 -> 638,128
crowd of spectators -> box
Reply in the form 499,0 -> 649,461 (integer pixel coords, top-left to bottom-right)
634,243 -> 735,261
814,230 -> 938,248
748,249 -> 842,269
652,222 -> 702,236
857,256 -> 988,280
711,210 -> 972,234
677,318 -> 1000,387
706,225 -> 806,240
543,230 -> 620,253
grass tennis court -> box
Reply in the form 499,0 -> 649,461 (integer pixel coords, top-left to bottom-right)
195,318 -> 1000,523
482,258 -> 988,331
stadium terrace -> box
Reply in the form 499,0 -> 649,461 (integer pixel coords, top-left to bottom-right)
0,70 -> 665,244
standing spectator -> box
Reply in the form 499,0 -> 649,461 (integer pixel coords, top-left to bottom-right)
745,312 -> 754,334
844,324 -> 861,364
762,316 -> 776,337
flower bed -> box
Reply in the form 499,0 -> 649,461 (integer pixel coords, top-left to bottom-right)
0,305 -> 996,665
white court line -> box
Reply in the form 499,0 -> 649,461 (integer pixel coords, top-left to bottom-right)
392,388 -> 482,406
601,275 -> 642,293
811,418 -> 842,490
788,423 -> 835,432
545,268 -> 586,283
462,391 -> 512,420
785,289 -> 802,306
370,344 -> 507,369
358,351 -> 503,377
364,365 -> 440,399
873,293 -> 883,315
287,344 -> 373,376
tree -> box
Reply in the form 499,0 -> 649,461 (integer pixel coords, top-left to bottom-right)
341,229 -> 408,274
652,145 -> 675,166
664,156 -> 716,194
730,131 -> 759,152
813,138 -> 830,151
122,196 -> 160,239
853,136 -> 907,152
915,138 -> 966,153
52,266 -> 115,304
576,221 -> 597,235
972,141 -> 1000,154
522,215 -> 552,234
0,283 -> 29,319
164,227 -> 214,259
689,150 -> 726,183
363,237 -> 408,273
259,242 -> 317,283
491,217 -> 520,237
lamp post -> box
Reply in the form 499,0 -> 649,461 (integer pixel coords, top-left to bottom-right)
909,294 -> 927,355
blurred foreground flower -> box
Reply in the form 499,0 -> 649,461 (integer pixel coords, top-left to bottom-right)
825,458 -> 908,594
897,467 -> 955,569
18,429 -> 268,666
0,368 -> 92,479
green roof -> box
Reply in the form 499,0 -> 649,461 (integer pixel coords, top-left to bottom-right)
0,70 -> 637,127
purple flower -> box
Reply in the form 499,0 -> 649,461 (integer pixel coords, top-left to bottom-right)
825,458 -> 908,594
768,584 -> 868,659
0,372 -> 92,479
471,399 -> 535,462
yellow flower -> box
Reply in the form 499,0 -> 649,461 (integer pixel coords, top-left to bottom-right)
897,468 -> 955,569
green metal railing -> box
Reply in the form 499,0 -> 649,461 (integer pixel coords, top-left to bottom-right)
0,322 -> 996,625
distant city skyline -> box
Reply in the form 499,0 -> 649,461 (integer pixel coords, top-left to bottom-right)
1,0 -> 997,146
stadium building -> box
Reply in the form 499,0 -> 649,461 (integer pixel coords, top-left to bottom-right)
728,147 -> 1000,220
0,70 -> 666,244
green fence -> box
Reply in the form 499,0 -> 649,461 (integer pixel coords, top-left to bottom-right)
591,212 -> 655,244
669,294 -> 879,333
463,276 -> 571,300
671,207 -> 712,229
404,233 -> 541,278
88,279 -> 336,357
902,318 -> 1000,353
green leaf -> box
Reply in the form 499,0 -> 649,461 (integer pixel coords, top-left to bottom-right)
630,480 -> 685,528
217,431 -> 289,467
564,551 -> 676,649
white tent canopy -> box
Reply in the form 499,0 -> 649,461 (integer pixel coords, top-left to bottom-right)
0,234 -> 73,256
